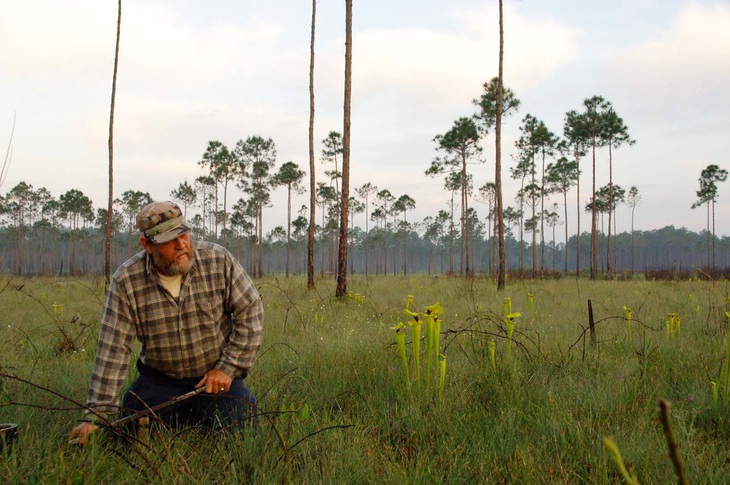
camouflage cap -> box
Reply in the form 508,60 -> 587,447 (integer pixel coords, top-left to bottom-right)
136,201 -> 192,244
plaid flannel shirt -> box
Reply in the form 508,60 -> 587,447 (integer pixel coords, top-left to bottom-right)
85,241 -> 263,419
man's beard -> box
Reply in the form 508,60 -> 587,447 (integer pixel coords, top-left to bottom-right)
151,241 -> 195,276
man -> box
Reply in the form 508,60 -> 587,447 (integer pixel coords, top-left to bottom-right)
69,201 -> 263,444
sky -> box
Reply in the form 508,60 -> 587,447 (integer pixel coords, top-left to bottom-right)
1,0 -> 729,240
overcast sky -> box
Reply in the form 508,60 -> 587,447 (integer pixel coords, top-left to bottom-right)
1,0 -> 729,239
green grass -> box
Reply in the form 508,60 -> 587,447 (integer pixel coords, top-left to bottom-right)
2,274 -> 730,483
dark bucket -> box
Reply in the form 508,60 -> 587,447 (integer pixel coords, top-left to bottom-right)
0,423 -> 19,454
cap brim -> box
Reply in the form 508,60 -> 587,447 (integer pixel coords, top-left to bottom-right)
148,223 -> 192,244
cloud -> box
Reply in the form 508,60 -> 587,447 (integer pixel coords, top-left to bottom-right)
302,2 -> 583,222
342,3 -> 580,115
120,5 -> 288,90
0,1 -> 114,79
607,2 -> 730,120
0,0 -> 294,91
1,0 -> 722,238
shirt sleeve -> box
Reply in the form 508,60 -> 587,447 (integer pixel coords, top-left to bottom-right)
85,276 -> 136,420
216,254 -> 264,378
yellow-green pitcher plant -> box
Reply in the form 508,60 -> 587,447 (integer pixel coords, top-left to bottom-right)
713,311 -> 730,413
690,293 -> 700,314
390,322 -> 411,394
603,438 -> 639,485
724,311 -> 730,402
503,297 -> 512,317
404,298 -> 423,394
424,301 -> 444,389
666,312 -> 680,337
438,353 -> 447,402
488,340 -> 496,371
505,312 -> 521,361
393,295 -> 447,400
502,296 -> 520,362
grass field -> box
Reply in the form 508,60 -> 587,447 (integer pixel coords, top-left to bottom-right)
1,274 -> 730,483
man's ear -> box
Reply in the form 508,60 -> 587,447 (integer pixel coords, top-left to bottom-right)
140,236 -> 154,254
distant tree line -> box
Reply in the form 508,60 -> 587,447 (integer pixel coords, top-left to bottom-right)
0,176 -> 726,276
1,101 -> 724,278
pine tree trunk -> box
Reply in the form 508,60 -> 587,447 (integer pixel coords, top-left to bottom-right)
307,0 -> 317,289
286,186 -> 291,277
563,190 -> 569,273
607,143 -> 613,276
575,152 -> 581,277
496,0 -> 506,290
590,136 -> 598,279
336,0 -> 352,297
540,151 -> 546,272
105,0 -> 121,285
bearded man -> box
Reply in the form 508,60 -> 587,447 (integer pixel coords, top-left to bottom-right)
69,201 -> 263,444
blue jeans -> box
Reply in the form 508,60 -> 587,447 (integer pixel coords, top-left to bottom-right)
121,360 -> 257,429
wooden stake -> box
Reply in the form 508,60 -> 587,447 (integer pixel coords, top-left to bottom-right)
588,299 -> 596,345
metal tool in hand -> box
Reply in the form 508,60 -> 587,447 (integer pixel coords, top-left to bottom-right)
69,386 -> 206,445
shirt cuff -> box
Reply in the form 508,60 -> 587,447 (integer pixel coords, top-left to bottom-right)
215,361 -> 245,379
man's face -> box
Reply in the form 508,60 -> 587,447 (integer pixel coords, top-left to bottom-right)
141,233 -> 195,276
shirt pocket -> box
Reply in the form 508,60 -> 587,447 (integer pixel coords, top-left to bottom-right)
189,299 -> 223,346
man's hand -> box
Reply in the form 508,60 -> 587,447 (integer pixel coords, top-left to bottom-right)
195,368 -> 233,394
69,421 -> 99,446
